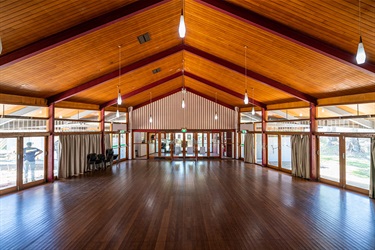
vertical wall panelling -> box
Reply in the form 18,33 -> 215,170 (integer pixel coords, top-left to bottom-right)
132,92 -> 235,130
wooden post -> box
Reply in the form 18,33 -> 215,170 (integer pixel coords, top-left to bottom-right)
310,103 -> 317,180
47,103 -> 55,182
261,108 -> 267,167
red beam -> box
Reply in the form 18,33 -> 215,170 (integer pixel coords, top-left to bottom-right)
100,72 -> 182,109
185,71 -> 266,109
47,44 -> 183,105
198,0 -> 375,74
0,0 -> 167,68
184,45 -> 317,105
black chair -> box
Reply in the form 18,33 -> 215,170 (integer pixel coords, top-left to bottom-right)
105,148 -> 118,167
96,154 -> 106,170
87,153 -> 97,171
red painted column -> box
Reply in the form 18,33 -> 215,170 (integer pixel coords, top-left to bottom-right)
261,108 -> 267,167
310,103 -> 317,180
47,103 -> 55,182
100,108 -> 105,154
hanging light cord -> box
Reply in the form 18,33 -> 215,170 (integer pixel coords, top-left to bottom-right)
358,0 -> 361,36
244,46 -> 247,91
118,45 -> 121,92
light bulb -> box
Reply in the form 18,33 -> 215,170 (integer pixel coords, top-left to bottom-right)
0,37 -> 2,55
251,106 -> 255,115
182,98 -> 185,109
244,91 -> 249,105
214,112 -> 218,120
322,108 -> 325,113
149,114 -> 153,123
178,11 -> 186,38
117,91 -> 122,105
356,36 -> 366,64
116,109 -> 120,118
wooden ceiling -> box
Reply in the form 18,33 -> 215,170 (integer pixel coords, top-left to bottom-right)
0,0 -> 374,111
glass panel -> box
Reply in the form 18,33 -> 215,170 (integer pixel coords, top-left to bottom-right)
240,133 -> 245,158
210,133 -> 220,157
148,133 -> 157,157
54,120 -> 100,132
0,118 -> 47,132
267,108 -> 310,121
281,135 -> 291,170
1,104 -> 48,118
23,137 -> 44,184
345,137 -> 370,190
55,108 -> 99,121
0,138 -> 17,190
267,135 -> 278,166
112,134 -> 119,158
185,133 -> 195,157
174,133 -> 183,157
240,111 -> 262,123
134,132 -> 147,159
104,111 -> 127,123
317,103 -> 375,118
161,133 -> 172,157
255,134 -> 262,164
54,136 -> 60,177
317,118 -> 375,133
266,120 -> 310,132
197,133 -> 207,157
120,134 -> 126,159
319,136 -> 340,182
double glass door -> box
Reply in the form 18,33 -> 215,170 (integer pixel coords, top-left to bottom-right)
318,135 -> 371,192
1,136 -> 46,194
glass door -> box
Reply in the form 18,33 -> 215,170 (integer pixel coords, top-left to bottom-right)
197,132 -> 208,157
120,133 -> 127,160
0,137 -> 17,191
185,133 -> 195,158
318,136 -> 340,183
111,134 -> 119,161
173,133 -> 183,158
345,137 -> 371,190
133,132 -> 147,159
255,133 -> 263,164
267,135 -> 279,167
211,133 -> 220,157
148,132 -> 157,159
281,135 -> 292,170
161,133 -> 172,158
23,137 -> 45,184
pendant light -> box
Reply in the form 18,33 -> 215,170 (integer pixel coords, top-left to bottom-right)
178,0 -> 186,38
356,0 -> 366,64
149,92 -> 153,123
0,37 -> 3,55
251,88 -> 255,115
214,92 -> 218,120
181,59 -> 186,109
116,109 -> 120,118
244,46 -> 249,105
117,45 -> 123,105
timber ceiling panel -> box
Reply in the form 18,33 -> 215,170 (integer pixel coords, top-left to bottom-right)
184,52 -> 298,104
67,52 -> 183,105
186,1 -> 375,99
227,0 -> 375,62
0,0 -> 137,54
0,1 -> 181,98
0,0 -> 374,111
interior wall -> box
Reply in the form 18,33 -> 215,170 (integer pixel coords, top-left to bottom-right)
132,91 -> 236,130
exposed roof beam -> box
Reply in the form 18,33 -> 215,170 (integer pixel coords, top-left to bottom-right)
184,45 -> 317,105
185,72 -> 266,109
47,44 -> 183,105
100,72 -> 182,109
198,0 -> 375,74
133,87 -> 235,111
0,0 -> 167,69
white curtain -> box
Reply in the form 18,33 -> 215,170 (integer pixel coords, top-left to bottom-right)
105,134 -> 111,151
59,134 -> 101,178
370,138 -> 375,199
291,134 -> 310,179
244,133 -> 255,163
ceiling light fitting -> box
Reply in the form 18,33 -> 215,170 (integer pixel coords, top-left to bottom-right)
356,0 -> 366,64
244,46 -> 249,105
178,0 -> 186,38
149,92 -> 153,123
117,45 -> 123,105
214,92 -> 218,120
251,88 -> 255,115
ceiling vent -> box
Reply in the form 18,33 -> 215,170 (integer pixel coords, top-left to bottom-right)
152,67 -> 161,74
137,32 -> 151,44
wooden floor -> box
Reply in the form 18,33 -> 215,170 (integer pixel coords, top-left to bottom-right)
1,160 -> 375,250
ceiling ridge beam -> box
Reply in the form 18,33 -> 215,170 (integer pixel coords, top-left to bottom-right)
198,0 -> 375,74
100,72 -> 182,109
47,44 -> 183,105
184,71 -> 266,109
184,44 -> 317,105
0,0 -> 167,69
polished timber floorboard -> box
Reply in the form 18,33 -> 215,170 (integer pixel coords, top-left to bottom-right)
1,160 -> 375,250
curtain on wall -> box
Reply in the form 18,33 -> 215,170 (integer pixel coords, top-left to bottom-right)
244,133 -> 255,163
59,134 -> 101,178
370,138 -> 375,199
105,134 -> 111,150
291,135 -> 310,179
